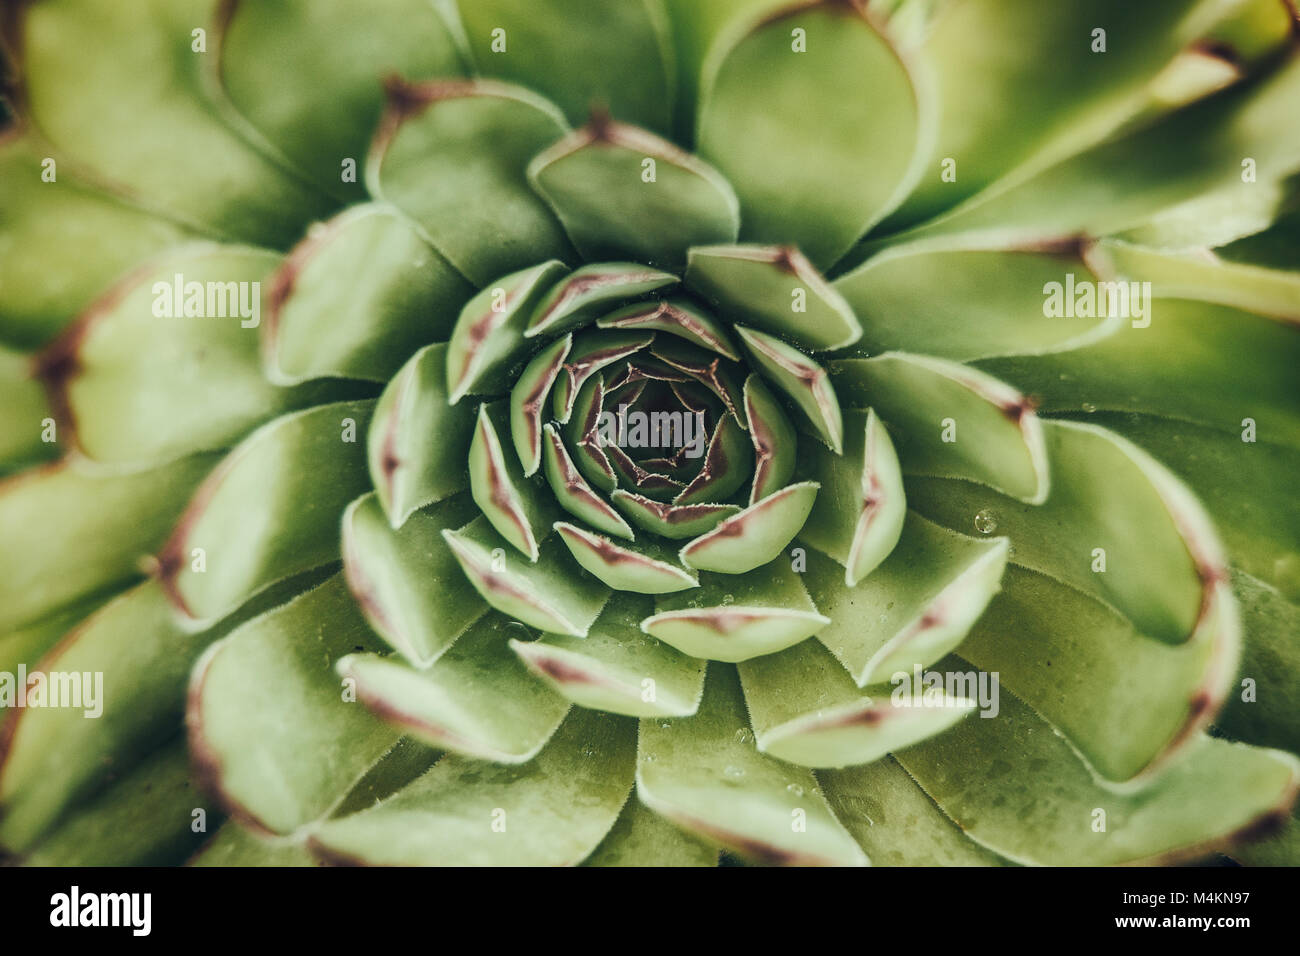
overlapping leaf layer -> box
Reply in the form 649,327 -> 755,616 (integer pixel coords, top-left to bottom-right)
1,0 -> 1297,866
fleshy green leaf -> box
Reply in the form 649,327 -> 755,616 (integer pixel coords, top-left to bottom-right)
831,352 -> 1048,503
442,516 -> 609,636
217,0 -> 465,198
41,244 -> 335,464
895,682 -> 1300,865
20,0 -> 332,246
511,593 -> 706,718
0,571 -> 323,853
907,419 -> 1227,645
550,329 -> 655,422
888,0 -> 1231,228
309,708 -> 636,865
798,408 -> 906,586
528,119 -> 739,269
738,638 -> 976,768
686,245 -> 862,351
341,492 -> 487,667
369,80 -> 573,285
897,53 -> 1300,250
160,401 -> 375,622
1089,413 -> 1300,601
680,481 -> 819,574
555,521 -> 698,594
509,334 -> 570,475
833,244 -> 1121,361
528,263 -> 678,339
736,327 -> 842,452
187,576 -> 399,834
0,133 -> 191,349
453,0 -> 676,134
1092,239 -> 1300,323
469,402 -> 557,561
540,424 -> 633,538
598,297 -> 739,360
0,345 -> 57,471
0,453 -> 218,633
445,260 -> 569,402
368,343 -> 476,528
636,665 -> 867,866
978,299 -> 1300,449
611,491 -> 740,539
583,796 -> 718,866
338,615 -> 570,762
805,512 -> 1009,686
742,374 -> 796,503
696,3 -> 923,268
960,566 -> 1239,782
21,739 -> 207,866
264,204 -> 473,384
646,558 -> 828,663
821,757 -> 1009,866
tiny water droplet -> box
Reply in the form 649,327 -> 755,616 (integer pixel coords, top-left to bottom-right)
786,783 -> 805,797
720,593 -> 734,606
733,727 -> 753,744
581,745 -> 596,757
974,508 -> 998,535
659,720 -> 673,730
724,765 -> 745,778
1081,402 -> 1097,413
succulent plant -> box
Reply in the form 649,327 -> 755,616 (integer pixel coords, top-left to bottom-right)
1,0 -> 1298,867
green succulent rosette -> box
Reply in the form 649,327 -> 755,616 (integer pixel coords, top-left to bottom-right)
1,0 -> 1299,867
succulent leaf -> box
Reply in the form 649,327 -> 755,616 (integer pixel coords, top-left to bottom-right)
445,259 -> 569,402
687,244 -> 863,351
338,615 -> 571,762
187,576 -> 400,835
442,516 -> 610,636
805,513 -> 1009,686
216,0 -> 466,199
369,80 -> 575,285
309,707 -> 636,865
160,401 -> 374,621
646,557 -> 829,662
894,681 -> 1300,866
555,521 -> 698,594
341,492 -> 487,667
453,0 -> 677,134
264,204 -> 474,384
527,263 -> 678,339
798,408 -> 906,586
736,326 -> 843,452
511,593 -> 707,718
529,120 -> 740,268
367,343 -> 476,528
0,453 -> 218,633
19,0 -> 333,245
832,352 -> 1048,503
696,2 -> 923,268
636,666 -> 868,866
